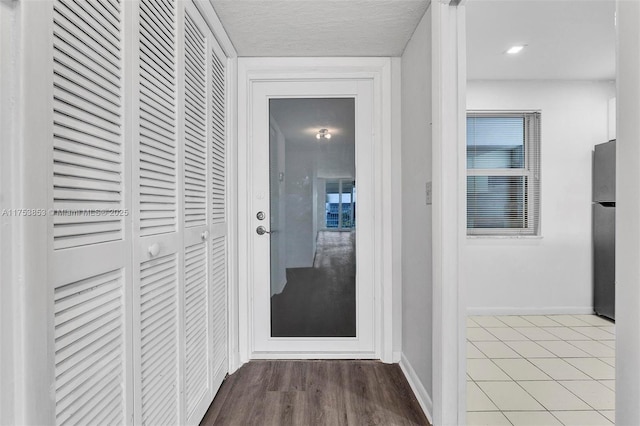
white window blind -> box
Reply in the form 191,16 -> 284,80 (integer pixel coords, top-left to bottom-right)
467,112 -> 541,236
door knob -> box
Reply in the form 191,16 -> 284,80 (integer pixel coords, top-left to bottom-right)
148,243 -> 160,257
201,230 -> 209,241
256,225 -> 270,235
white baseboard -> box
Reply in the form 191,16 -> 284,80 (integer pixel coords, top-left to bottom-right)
467,306 -> 595,316
393,350 -> 402,363
399,353 -> 433,424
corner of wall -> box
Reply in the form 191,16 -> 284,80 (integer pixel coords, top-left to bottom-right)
399,353 -> 433,424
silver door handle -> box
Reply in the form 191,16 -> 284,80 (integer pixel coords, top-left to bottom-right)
256,226 -> 270,235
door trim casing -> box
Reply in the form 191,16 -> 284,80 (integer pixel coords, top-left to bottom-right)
235,58 -> 398,364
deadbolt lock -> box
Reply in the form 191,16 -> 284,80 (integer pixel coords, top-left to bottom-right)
256,211 -> 266,220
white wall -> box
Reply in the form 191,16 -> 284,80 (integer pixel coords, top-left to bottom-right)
269,119 -> 287,295
400,4 -> 433,408
615,1 -> 640,423
466,80 -> 615,314
284,144 -> 316,268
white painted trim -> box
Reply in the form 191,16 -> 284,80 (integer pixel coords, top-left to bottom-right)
226,55 -> 242,375
16,3 -> 55,424
468,307 -> 595,316
251,352 -> 377,360
431,2 -> 466,425
399,353 -> 433,425
616,2 -> 640,424
236,57 -> 395,364
390,58 -> 403,360
0,2 -> 20,424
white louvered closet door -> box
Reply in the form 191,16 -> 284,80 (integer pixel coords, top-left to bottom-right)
133,0 -> 181,425
49,0 -> 133,425
208,15 -> 229,406
45,1 -> 228,424
181,3 -> 228,423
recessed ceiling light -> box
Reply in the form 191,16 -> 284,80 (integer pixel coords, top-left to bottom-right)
506,45 -> 526,55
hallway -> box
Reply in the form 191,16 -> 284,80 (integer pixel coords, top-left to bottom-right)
200,360 -> 429,426
271,231 -> 356,337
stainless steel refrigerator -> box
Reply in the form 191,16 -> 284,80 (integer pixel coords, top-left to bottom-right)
593,140 -> 615,320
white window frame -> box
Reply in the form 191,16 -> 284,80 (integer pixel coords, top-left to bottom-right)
466,111 -> 541,236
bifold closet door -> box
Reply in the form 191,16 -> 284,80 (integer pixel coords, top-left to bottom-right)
181,3 -> 228,423
45,1 -> 228,424
49,0 -> 133,424
132,0 -> 182,424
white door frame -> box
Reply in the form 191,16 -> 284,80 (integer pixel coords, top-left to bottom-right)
431,1 -> 467,425
250,80 -> 375,357
236,58 -> 398,364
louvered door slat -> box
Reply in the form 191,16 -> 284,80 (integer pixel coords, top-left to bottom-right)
140,87 -> 174,122
54,269 -> 125,426
140,108 -> 174,139
54,43 -> 120,90
140,68 -> 174,104
135,1 -> 180,425
141,0 -> 172,31
140,32 -> 174,75
53,0 -> 124,252
53,84 -> 120,121
55,0 -> 120,50
138,0 -> 176,238
53,70 -> 119,114
184,242 -> 208,416
183,11 -> 207,228
54,149 -> 120,173
139,253 -> 178,425
53,10 -> 120,70
139,137 -> 174,163
85,0 -> 120,31
53,124 -> 120,156
211,236 -> 226,374
211,49 -> 225,225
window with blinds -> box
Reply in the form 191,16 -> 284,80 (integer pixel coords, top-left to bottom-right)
467,112 -> 541,236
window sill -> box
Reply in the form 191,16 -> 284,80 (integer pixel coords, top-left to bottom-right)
467,235 -> 543,240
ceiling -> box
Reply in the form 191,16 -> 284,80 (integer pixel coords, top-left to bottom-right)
466,0 -> 616,80
210,0 -> 430,57
269,98 -> 355,146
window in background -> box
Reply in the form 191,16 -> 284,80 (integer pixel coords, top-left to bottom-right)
325,179 -> 356,230
467,112 -> 541,235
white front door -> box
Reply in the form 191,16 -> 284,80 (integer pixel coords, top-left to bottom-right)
249,80 -> 376,357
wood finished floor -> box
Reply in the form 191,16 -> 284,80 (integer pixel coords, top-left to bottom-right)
271,231 -> 356,337
200,360 -> 430,426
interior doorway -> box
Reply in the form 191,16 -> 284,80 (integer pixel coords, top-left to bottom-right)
267,98 -> 357,338
247,79 -> 376,357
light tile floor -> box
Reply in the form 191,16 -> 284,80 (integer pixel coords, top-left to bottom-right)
467,314 -> 615,426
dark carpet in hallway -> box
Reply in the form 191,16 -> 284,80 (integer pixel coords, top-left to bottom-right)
271,231 -> 356,337
200,360 -> 430,426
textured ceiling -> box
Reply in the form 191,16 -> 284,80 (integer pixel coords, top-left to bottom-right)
467,0 -> 615,80
210,0 -> 431,57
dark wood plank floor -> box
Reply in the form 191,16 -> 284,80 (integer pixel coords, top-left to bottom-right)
200,360 -> 430,426
271,232 -> 356,337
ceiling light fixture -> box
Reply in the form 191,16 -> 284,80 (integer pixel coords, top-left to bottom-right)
506,45 -> 526,55
316,128 -> 332,140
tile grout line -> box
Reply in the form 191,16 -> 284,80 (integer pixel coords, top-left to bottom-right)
467,314 -> 615,425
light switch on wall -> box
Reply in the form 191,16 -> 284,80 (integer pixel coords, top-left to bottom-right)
425,181 -> 432,205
